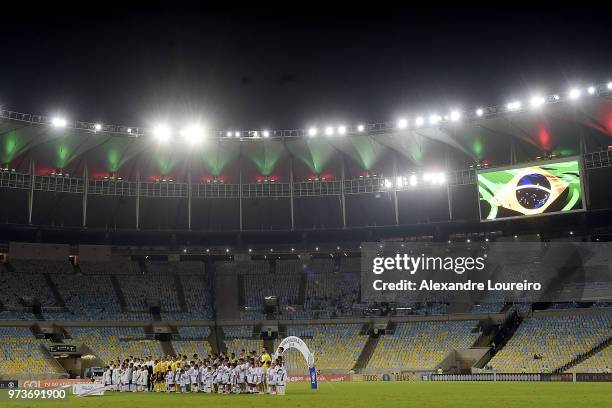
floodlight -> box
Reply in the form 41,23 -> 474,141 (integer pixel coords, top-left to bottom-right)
607,82 -> 612,90
450,110 -> 461,122
409,174 -> 417,186
506,101 -> 521,111
429,114 -> 441,125
226,131 -> 233,137
153,125 -> 171,142
324,126 -> 334,136
415,117 -> 424,127
337,125 -> 346,135
51,117 -> 67,128
180,124 -> 205,145
308,127 -> 318,137
94,123 -> 102,131
475,108 -> 484,117
529,96 -> 545,108
569,88 -> 581,100
262,130 -> 270,138
357,124 -> 365,132
397,118 -> 408,129
587,86 -> 596,95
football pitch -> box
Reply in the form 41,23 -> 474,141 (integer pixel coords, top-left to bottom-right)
4,381 -> 612,408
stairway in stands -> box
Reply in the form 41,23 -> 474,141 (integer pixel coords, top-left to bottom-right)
297,272 -> 307,305
207,326 -> 223,355
554,336 -> 612,373
214,327 -> 228,354
44,273 -> 66,308
215,267 -> 239,320
110,275 -> 128,312
352,323 -> 383,373
487,311 -> 523,360
173,274 -> 188,313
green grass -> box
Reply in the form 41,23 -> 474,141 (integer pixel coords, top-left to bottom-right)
4,381 -> 612,408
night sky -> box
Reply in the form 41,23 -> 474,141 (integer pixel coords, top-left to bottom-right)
1,3 -> 611,130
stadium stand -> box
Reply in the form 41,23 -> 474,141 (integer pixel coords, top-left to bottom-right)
51,274 -> 122,320
66,327 -> 163,363
279,324 -> 367,371
275,259 -> 305,274
0,327 -> 66,378
180,273 -> 214,319
118,273 -> 181,312
218,261 -> 269,275
569,345 -> 612,373
11,259 -> 74,275
0,270 -> 58,307
242,273 -> 299,307
225,339 -> 264,356
223,325 -> 253,338
304,272 -> 359,316
367,321 -> 481,370
79,259 -> 139,275
172,326 -> 213,358
307,258 -> 336,274
339,256 -> 361,273
488,312 -> 612,372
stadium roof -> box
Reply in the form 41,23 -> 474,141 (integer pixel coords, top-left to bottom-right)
2,94 -> 611,183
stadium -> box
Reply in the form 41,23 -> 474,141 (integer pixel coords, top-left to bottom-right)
1,6 -> 611,408
0,81 -> 611,406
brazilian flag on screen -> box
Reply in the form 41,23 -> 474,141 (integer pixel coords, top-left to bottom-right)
477,159 -> 583,220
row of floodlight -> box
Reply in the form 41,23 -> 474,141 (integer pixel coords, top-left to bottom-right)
41,81 -> 612,141
394,83 -> 612,130
381,172 -> 447,189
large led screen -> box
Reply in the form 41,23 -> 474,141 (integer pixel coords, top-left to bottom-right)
478,158 -> 584,221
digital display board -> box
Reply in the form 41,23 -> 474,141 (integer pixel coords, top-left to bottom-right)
478,158 -> 584,221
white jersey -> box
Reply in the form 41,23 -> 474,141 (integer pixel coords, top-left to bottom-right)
121,369 -> 130,385
267,367 -> 277,385
111,368 -> 120,384
188,368 -> 198,384
132,370 -> 141,385
140,371 -> 148,386
221,366 -> 230,383
205,370 -> 214,387
276,367 -> 286,386
166,371 -> 175,385
102,370 -> 110,385
178,373 -> 188,387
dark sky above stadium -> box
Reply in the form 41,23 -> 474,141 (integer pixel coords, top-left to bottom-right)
1,3 -> 611,129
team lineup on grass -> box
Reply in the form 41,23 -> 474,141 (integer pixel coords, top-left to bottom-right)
98,346 -> 286,395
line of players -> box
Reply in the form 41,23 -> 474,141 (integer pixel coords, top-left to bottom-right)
101,348 -> 287,395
